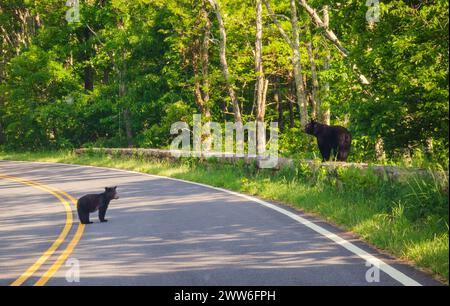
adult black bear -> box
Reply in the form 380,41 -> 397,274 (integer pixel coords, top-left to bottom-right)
304,120 -> 352,162
77,187 -> 119,224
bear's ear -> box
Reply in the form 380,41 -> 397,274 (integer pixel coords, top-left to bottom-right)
113,186 -> 117,190
105,187 -> 109,191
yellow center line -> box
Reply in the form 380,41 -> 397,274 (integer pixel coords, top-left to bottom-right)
34,191 -> 84,286
0,174 -> 72,286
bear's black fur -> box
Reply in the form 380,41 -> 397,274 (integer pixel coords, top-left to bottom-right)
304,120 -> 352,162
77,187 -> 119,224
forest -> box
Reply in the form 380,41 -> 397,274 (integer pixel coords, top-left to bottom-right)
0,0 -> 448,167
0,0 -> 449,284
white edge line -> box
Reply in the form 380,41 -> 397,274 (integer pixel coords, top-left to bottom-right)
0,159 -> 422,286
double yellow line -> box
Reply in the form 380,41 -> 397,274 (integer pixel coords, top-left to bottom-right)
0,174 -> 84,286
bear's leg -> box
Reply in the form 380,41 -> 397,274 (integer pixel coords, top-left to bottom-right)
84,215 -> 93,224
332,146 -> 340,161
77,206 -> 92,224
337,133 -> 351,162
318,142 -> 331,161
76,206 -> 84,223
99,205 -> 108,223
337,148 -> 349,162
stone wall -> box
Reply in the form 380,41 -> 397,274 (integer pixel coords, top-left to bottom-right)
74,148 -> 448,186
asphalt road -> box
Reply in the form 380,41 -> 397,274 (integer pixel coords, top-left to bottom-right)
0,160 -> 442,286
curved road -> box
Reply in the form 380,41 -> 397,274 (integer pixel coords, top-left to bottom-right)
0,160 -> 441,286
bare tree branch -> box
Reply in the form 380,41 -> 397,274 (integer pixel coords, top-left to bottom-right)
207,0 -> 242,122
297,0 -> 370,85
263,0 -> 293,48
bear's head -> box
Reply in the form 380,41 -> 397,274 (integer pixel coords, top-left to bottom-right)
105,186 -> 119,200
304,119 -> 320,136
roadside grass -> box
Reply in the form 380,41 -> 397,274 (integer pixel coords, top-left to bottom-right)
0,150 -> 448,283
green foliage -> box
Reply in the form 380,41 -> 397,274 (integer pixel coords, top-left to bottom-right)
333,0 -> 449,164
404,173 -> 449,221
1,46 -> 81,149
279,126 -> 317,159
0,0 -> 448,168
136,100 -> 195,148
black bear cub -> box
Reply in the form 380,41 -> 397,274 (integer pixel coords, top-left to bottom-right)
304,120 -> 352,162
77,187 -> 119,224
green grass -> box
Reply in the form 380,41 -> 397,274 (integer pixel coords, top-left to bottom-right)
1,150 -> 448,284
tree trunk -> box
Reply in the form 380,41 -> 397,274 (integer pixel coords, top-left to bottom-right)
322,6 -> 331,125
263,0 -> 308,127
190,3 -> 213,151
375,137 -> 386,161
306,37 -> 320,121
122,108 -> 133,148
290,0 -> 308,128
288,72 -> 295,128
425,138 -> 434,157
103,66 -> 110,84
255,0 -> 267,155
201,1 -> 211,108
274,76 -> 284,132
83,26 -> 94,91
84,65 -> 94,91
119,54 -> 133,148
192,37 -> 212,120
207,0 -> 242,123
0,122 -> 4,145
